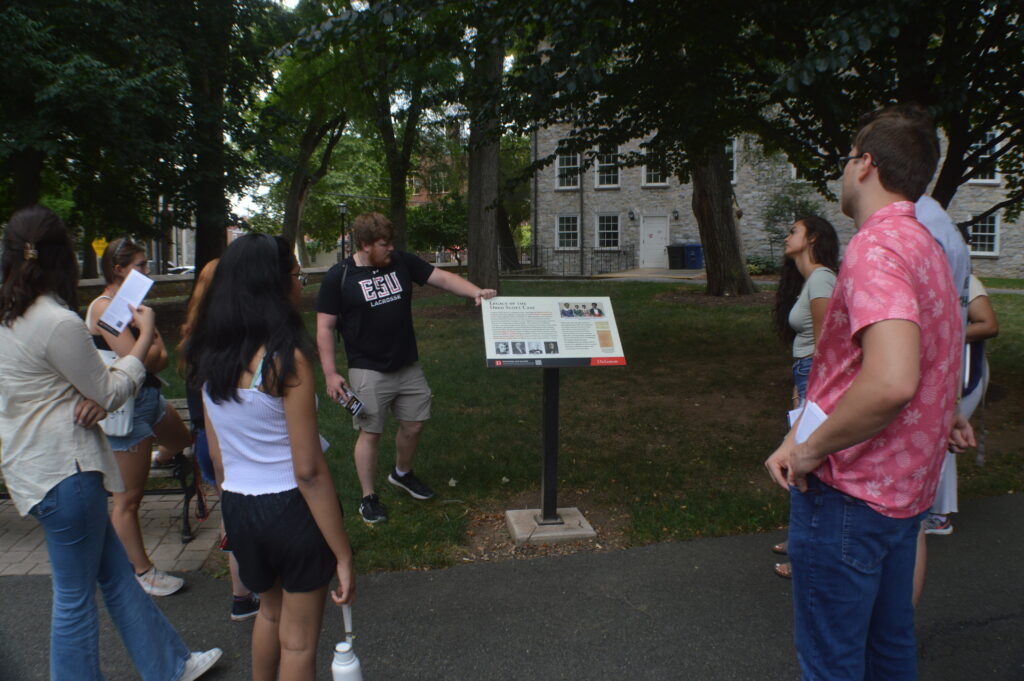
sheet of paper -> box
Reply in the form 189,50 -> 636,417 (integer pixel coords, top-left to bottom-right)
794,401 -> 828,444
787,406 -> 802,428
97,269 -> 153,336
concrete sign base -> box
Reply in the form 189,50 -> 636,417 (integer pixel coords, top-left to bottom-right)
505,507 -> 597,546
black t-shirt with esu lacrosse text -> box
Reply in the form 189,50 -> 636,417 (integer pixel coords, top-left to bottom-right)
315,251 -> 435,373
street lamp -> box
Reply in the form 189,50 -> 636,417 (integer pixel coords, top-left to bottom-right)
337,202 -> 348,263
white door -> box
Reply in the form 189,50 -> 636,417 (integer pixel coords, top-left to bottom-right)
639,216 -> 669,268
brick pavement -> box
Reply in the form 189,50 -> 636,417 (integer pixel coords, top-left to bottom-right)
0,492 -> 221,577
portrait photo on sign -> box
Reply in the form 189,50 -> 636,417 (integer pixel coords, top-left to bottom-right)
495,342 -> 509,355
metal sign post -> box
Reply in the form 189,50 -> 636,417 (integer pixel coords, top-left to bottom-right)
538,367 -> 561,525
482,296 -> 626,545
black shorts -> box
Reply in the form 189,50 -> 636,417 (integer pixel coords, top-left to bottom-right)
221,487 -> 337,594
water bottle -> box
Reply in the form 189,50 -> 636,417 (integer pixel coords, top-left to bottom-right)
331,604 -> 363,681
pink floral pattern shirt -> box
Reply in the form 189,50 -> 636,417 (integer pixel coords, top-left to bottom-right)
807,201 -> 963,518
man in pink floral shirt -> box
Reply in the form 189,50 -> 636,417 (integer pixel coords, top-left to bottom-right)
766,105 -> 967,681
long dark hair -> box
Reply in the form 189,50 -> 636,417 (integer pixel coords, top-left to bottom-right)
1,205 -> 80,326
184,234 -> 309,402
772,215 -> 840,344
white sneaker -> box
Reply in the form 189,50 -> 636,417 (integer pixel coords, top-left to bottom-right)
178,648 -> 222,681
136,567 -> 185,597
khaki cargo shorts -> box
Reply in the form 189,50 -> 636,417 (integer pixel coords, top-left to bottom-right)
348,363 -> 432,433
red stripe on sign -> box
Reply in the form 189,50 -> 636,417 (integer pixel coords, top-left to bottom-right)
590,357 -> 626,366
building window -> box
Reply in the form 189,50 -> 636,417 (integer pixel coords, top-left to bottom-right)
556,152 -> 580,189
968,130 -> 1000,183
595,145 -> 619,187
406,175 -> 423,194
789,163 -> 811,182
725,138 -> 737,183
428,172 -> 449,195
596,214 -> 620,248
557,215 -> 579,249
970,213 -> 999,255
643,162 -> 668,186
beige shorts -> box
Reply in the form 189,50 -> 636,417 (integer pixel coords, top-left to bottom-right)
348,363 -> 432,433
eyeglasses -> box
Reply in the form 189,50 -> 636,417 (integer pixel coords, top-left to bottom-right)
835,153 -> 878,173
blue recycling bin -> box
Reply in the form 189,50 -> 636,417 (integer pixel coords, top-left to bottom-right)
682,243 -> 704,269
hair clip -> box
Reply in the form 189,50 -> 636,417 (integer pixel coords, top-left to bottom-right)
24,242 -> 38,261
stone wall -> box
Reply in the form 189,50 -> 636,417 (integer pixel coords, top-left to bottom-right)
533,125 -> 1023,278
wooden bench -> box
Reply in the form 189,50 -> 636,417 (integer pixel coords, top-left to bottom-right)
1,397 -> 204,544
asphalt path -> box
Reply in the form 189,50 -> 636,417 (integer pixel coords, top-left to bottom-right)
2,494 -> 1022,680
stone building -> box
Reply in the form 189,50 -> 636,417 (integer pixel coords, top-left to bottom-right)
531,124 -> 1022,277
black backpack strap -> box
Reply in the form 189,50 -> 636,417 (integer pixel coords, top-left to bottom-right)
335,262 -> 349,342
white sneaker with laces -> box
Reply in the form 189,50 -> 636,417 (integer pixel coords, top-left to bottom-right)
178,648 -> 223,681
136,566 -> 185,597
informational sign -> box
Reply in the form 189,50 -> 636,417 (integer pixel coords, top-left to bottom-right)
482,297 -> 626,368
91,237 -> 108,258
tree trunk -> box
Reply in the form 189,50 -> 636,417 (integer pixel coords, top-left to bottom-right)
182,0 -> 232,277
281,116 -> 347,266
388,170 -> 408,251
282,174 -> 312,264
495,203 -> 520,271
466,38 -> 503,293
372,83 -> 421,252
691,149 -> 756,296
79,222 -> 98,280
193,123 -> 229,275
12,148 -> 44,209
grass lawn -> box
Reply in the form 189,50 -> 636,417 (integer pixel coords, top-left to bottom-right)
154,280 -> 1024,574
979,276 -> 1024,290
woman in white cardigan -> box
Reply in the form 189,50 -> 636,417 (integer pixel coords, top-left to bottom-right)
0,205 -> 220,681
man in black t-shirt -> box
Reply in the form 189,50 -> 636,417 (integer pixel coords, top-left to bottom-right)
315,212 -> 497,524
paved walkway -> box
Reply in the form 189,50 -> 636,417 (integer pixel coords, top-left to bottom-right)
1,493 -> 1022,680
0,493 -> 221,577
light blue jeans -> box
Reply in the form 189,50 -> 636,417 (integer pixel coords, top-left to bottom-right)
30,471 -> 189,681
792,355 -> 813,406
789,475 -> 924,681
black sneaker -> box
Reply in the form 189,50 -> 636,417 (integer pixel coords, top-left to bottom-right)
387,469 -> 435,500
359,494 -> 388,524
230,592 -> 260,622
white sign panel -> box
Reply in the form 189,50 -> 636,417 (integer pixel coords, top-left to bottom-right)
481,297 -> 626,368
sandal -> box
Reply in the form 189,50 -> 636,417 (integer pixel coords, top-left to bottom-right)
774,562 -> 792,579
771,541 -> 788,555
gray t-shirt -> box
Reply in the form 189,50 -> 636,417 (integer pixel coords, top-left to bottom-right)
788,266 -> 837,358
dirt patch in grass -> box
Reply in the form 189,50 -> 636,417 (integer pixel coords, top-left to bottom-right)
454,489 -> 633,565
655,288 -> 775,307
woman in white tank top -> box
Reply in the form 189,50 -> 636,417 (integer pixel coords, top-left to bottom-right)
184,234 -> 354,681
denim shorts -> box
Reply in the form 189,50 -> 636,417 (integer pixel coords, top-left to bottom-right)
193,428 -> 216,485
106,385 -> 167,452
792,355 -> 813,405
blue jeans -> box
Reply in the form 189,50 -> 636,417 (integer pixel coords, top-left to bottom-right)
792,356 -> 813,405
30,471 -> 189,681
788,476 -> 924,681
